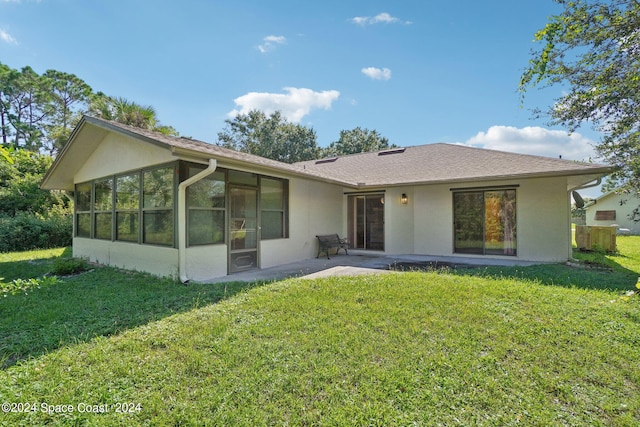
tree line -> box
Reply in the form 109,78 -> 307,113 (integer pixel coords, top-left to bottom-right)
0,61 -> 393,162
0,62 -> 177,155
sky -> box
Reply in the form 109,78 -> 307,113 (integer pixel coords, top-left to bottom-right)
0,0 -> 608,195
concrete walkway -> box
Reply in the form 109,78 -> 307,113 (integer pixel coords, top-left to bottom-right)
204,252 -> 543,283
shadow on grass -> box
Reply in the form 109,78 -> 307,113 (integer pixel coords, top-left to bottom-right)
0,247 -> 73,281
391,250 -> 639,292
0,256 -> 266,369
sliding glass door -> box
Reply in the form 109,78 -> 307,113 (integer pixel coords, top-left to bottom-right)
347,194 -> 385,251
454,189 -> 516,256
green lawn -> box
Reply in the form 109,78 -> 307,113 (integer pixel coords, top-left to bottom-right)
0,242 -> 639,426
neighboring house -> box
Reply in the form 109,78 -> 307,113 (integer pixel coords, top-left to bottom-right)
41,116 -> 615,281
586,190 -> 640,234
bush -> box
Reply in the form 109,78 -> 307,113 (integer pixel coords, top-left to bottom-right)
50,257 -> 89,276
0,212 -> 72,252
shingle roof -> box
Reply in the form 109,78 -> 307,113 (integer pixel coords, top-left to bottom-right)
295,144 -> 614,187
42,116 -> 615,191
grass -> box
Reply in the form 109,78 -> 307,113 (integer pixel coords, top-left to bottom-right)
0,243 -> 639,426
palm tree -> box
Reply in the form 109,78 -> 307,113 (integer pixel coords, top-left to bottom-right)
89,94 -> 178,135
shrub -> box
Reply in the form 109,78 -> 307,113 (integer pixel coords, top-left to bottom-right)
50,257 -> 89,276
0,211 -> 72,252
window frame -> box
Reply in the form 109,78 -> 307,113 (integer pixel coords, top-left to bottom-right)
73,161 -> 178,248
93,177 -> 114,241
185,165 -> 227,247
75,181 -> 92,238
115,172 -> 141,243
452,187 -> 517,256
259,176 -> 289,240
141,164 -> 177,247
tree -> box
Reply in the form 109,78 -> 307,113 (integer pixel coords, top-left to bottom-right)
324,127 -> 396,157
217,110 -> 320,163
89,93 -> 178,136
519,0 -> 640,196
0,149 -> 68,216
0,65 -> 50,150
0,63 -> 95,153
41,69 -> 93,153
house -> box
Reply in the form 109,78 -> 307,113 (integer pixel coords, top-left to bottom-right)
586,190 -> 640,234
41,116 -> 615,281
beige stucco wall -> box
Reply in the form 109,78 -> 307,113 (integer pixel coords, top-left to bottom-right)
75,132 -> 175,182
586,193 -> 640,234
405,176 -> 572,262
185,245 -> 228,281
73,238 -> 179,278
380,187 -> 415,254
260,177 -> 344,269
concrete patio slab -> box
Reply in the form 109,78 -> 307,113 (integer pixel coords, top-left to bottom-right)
202,253 -> 545,284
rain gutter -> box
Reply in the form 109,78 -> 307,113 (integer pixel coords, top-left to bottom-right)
177,159 -> 217,283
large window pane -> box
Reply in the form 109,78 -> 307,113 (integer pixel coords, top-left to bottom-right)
485,190 -> 517,255
454,192 -> 484,254
188,210 -> 225,245
95,213 -> 112,240
144,168 -> 174,208
144,211 -> 173,246
94,178 -> 113,211
228,170 -> 257,186
261,211 -> 283,240
76,213 -> 90,238
116,174 -> 139,210
187,171 -> 225,208
116,212 -> 139,242
76,182 -> 91,211
261,178 -> 283,210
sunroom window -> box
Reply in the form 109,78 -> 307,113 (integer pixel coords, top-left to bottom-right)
94,178 -> 113,240
143,167 -> 175,246
187,168 -> 226,246
260,177 -> 287,239
115,173 -> 140,242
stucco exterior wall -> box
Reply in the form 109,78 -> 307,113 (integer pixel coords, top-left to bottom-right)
260,177 -> 344,269
75,132 -> 175,182
586,193 -> 640,234
185,245 -> 228,281
381,187 -> 415,254
406,176 -> 572,262
73,238 -> 179,278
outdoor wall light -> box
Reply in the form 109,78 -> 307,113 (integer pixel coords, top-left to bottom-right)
401,193 -> 408,205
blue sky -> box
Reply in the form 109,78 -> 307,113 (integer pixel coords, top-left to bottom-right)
0,0 -> 604,173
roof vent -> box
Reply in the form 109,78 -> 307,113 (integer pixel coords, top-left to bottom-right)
378,147 -> 406,156
315,157 -> 338,164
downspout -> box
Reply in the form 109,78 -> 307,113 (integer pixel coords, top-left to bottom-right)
178,159 -> 217,283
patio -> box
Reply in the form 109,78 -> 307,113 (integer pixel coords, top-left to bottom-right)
203,252 -> 543,283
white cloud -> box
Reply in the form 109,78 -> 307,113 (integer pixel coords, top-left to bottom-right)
464,125 -> 598,161
350,12 -> 411,26
228,87 -> 340,122
0,29 -> 17,44
258,35 -> 286,54
361,67 -> 391,80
